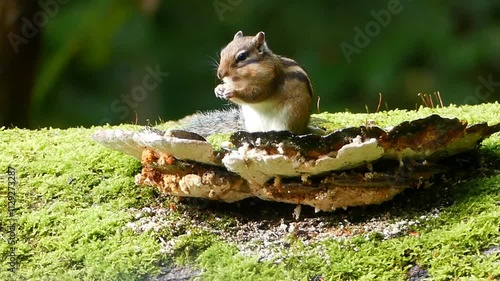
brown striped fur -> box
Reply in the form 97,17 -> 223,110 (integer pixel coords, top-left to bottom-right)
215,31 -> 313,134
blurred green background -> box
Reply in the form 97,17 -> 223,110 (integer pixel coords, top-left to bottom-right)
1,0 -> 499,129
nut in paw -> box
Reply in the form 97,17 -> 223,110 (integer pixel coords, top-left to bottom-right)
214,84 -> 234,99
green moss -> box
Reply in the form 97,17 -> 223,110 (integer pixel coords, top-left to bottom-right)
172,230 -> 218,265
0,126 -> 161,280
197,243 -> 288,281
1,103 -> 499,280
313,102 -> 500,132
206,132 -> 232,151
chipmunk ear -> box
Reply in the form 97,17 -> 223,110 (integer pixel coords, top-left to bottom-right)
253,32 -> 266,53
234,31 -> 244,40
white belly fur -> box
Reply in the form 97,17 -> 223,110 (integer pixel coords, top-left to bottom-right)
241,102 -> 289,132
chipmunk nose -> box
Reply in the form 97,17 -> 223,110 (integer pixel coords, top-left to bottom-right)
217,68 -> 228,80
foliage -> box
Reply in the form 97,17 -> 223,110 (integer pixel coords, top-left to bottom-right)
28,0 -> 500,128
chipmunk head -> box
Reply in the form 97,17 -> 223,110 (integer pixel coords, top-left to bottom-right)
217,31 -> 273,82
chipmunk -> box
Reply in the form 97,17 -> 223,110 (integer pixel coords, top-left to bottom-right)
181,31 -> 314,137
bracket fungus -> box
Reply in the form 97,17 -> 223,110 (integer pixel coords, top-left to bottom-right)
93,114 -> 500,212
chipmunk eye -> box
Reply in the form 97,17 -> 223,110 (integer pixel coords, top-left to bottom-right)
236,52 -> 248,63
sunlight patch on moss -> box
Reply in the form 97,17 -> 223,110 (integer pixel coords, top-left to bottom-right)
313,102 -> 500,132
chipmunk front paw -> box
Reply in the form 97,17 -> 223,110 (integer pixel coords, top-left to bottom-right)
215,83 -> 234,100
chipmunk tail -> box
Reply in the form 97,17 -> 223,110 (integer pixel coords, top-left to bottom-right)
178,107 -> 243,137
